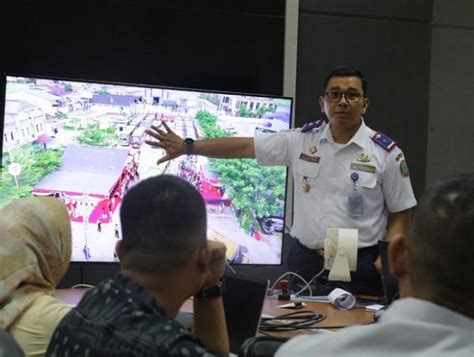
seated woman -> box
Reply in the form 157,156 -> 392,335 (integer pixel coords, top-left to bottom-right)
0,197 -> 72,357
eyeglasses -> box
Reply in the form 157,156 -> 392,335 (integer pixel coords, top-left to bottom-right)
324,91 -> 363,103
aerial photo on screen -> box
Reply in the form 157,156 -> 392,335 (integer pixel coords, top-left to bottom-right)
1,76 -> 292,264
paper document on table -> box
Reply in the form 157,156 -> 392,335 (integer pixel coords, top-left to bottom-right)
365,304 -> 385,311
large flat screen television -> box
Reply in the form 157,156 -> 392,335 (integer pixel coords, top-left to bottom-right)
0,74 -> 292,265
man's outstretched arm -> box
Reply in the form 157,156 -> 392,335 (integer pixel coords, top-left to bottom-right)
145,122 -> 255,164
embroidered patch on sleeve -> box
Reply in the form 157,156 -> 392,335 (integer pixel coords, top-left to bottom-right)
400,160 -> 410,177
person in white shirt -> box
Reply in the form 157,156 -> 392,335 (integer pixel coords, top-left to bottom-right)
145,66 -> 417,295
276,173 -> 474,356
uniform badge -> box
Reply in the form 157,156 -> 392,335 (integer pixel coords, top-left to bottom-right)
358,153 -> 370,162
302,177 -> 311,192
299,153 -> 320,163
350,163 -> 376,174
309,145 -> 317,154
400,160 -> 410,177
396,153 -> 404,162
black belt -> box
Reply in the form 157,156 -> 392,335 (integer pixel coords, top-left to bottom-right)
295,239 -> 324,256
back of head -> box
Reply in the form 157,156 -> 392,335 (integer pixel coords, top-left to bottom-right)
323,65 -> 368,96
408,173 -> 474,316
119,174 -> 207,274
0,197 -> 72,329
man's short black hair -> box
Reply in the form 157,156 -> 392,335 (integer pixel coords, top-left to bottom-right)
119,174 -> 207,273
408,173 -> 474,315
323,66 -> 368,96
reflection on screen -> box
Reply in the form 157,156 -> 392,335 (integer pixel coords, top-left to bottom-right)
1,75 -> 292,265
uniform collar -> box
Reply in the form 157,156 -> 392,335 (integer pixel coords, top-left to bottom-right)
319,118 -> 370,149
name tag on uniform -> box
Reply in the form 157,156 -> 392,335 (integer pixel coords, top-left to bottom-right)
299,153 -> 320,163
350,163 -> 376,174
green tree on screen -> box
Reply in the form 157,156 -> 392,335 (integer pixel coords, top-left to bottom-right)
195,109 -> 285,223
209,159 -> 285,218
76,124 -> 118,146
0,145 -> 64,208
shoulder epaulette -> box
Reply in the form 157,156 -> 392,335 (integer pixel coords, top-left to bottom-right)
301,119 -> 324,133
371,131 -> 397,152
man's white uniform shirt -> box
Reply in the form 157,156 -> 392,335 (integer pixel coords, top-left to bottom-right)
254,120 -> 417,249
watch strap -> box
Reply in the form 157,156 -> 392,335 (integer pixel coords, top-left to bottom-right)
194,282 -> 222,301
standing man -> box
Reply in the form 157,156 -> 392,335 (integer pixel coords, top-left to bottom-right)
97,219 -> 102,233
47,175 -> 229,356
114,223 -> 120,239
82,245 -> 91,261
145,66 -> 417,295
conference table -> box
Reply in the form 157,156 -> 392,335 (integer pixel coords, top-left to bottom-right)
55,288 -> 376,337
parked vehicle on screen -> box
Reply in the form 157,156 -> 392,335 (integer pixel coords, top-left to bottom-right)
130,127 -> 146,149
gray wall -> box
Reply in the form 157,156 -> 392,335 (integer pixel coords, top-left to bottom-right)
427,0 -> 474,185
296,0 -> 433,198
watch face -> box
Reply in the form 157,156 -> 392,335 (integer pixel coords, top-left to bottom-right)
184,138 -> 195,155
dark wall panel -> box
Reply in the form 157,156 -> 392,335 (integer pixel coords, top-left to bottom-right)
427,28 -> 474,185
295,14 -> 431,197
300,0 -> 432,21
432,0 -> 474,27
426,0 -> 474,186
2,0 -> 284,95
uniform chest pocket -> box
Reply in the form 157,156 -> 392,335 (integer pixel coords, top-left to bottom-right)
295,160 -> 321,179
346,171 -> 377,189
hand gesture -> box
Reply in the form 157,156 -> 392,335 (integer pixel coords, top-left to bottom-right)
145,122 -> 185,164
203,241 -> 227,287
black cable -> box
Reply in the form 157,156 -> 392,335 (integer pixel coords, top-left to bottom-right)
259,310 -> 326,332
257,330 -> 274,337
79,263 -> 84,284
311,320 -> 377,330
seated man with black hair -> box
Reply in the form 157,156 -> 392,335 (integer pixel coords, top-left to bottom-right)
47,175 -> 229,356
276,173 -> 474,356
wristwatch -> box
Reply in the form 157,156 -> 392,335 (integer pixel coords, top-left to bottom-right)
194,281 -> 222,301
183,138 -> 195,155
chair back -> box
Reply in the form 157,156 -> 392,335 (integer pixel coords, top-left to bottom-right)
239,336 -> 289,357
0,329 -> 24,357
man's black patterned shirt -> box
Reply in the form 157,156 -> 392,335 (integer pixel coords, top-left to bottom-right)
46,274 -> 218,357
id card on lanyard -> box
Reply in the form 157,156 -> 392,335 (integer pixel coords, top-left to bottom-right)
348,172 -> 363,218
